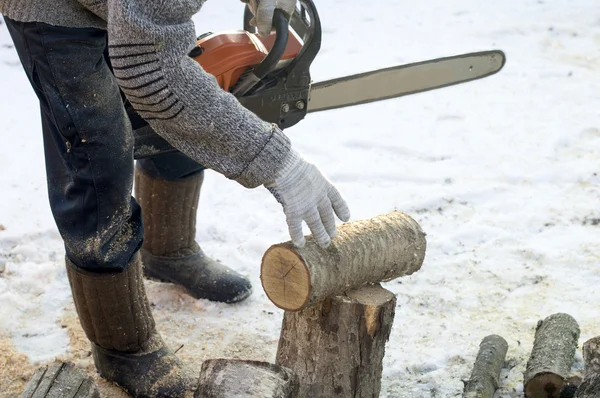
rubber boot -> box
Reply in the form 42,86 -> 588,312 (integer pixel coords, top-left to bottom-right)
66,253 -> 196,397
134,166 -> 252,303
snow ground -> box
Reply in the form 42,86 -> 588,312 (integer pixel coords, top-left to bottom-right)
1,0 -> 600,397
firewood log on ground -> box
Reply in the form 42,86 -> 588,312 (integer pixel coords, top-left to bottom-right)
463,334 -> 508,398
524,313 -> 580,398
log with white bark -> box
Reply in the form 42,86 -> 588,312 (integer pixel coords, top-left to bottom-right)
524,313 -> 580,398
574,337 -> 600,398
195,359 -> 298,398
276,284 -> 396,397
261,211 -> 426,311
20,362 -> 99,398
463,334 -> 508,398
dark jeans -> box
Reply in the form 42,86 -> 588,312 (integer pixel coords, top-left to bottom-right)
5,18 -> 203,271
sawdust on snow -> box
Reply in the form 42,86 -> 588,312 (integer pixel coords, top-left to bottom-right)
4,280 -> 274,397
0,335 -> 36,398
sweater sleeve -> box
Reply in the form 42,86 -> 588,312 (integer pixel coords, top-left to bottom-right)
106,0 -> 291,188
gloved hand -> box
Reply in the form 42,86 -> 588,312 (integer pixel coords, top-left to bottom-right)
241,0 -> 298,37
265,150 -> 351,249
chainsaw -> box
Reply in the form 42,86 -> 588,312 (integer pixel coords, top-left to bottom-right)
131,0 -> 506,159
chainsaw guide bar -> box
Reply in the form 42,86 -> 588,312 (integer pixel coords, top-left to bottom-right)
307,50 -> 505,113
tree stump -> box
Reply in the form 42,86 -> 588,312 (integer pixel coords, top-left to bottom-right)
276,284 -> 396,398
195,359 -> 298,398
524,313 -> 580,398
261,211 -> 426,311
20,362 -> 99,398
463,335 -> 508,398
574,337 -> 600,398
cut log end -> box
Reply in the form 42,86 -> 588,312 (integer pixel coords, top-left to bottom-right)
261,245 -> 311,311
525,373 -> 564,398
343,284 -> 396,305
344,286 -> 396,338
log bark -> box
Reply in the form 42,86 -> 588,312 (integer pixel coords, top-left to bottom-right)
195,359 -> 298,398
574,337 -> 600,398
276,284 -> 396,398
20,362 -> 99,398
463,334 -> 508,398
261,211 -> 425,311
524,313 -> 580,398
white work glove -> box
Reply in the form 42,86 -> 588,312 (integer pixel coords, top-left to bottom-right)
241,0 -> 298,37
265,151 -> 351,248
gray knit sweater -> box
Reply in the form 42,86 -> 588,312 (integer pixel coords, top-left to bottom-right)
0,0 -> 291,189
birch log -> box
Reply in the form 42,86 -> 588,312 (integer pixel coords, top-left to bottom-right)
261,211 -> 426,311
195,359 -> 298,398
463,335 -> 508,398
524,313 -> 580,398
574,337 -> 600,398
276,284 -> 396,397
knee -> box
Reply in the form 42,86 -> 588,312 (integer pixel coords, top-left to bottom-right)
137,152 -> 205,181
62,203 -> 144,272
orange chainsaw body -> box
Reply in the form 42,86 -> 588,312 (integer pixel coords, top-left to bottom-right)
191,30 -> 303,91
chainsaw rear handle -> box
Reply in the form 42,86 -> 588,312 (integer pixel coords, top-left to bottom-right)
243,1 -> 321,78
232,8 -> 289,95
237,0 -> 321,128
253,9 -> 290,80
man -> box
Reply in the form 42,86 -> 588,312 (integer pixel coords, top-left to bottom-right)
0,0 -> 350,396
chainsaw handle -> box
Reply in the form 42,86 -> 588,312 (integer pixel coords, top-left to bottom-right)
238,0 -> 320,128
233,8 -> 290,96
243,4 -> 254,33
254,9 -> 289,80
